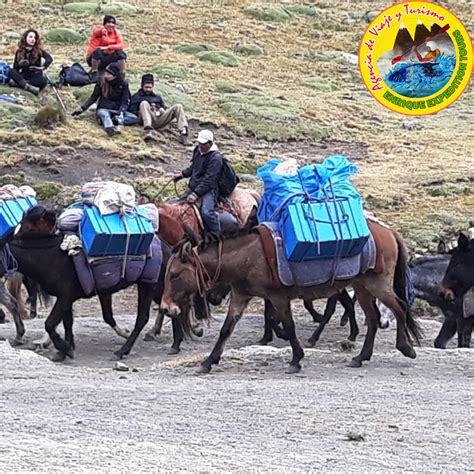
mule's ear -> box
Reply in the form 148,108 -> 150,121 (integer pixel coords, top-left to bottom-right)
437,239 -> 447,255
183,224 -> 198,246
458,232 -> 469,250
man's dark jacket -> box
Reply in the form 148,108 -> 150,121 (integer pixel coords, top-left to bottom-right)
128,89 -> 165,115
182,146 -> 223,197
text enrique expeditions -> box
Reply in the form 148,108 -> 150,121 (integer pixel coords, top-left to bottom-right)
382,30 -> 470,111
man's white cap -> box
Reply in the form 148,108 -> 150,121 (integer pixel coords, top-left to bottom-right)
197,129 -> 214,144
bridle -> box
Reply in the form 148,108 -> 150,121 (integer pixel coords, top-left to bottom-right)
191,240 -> 223,298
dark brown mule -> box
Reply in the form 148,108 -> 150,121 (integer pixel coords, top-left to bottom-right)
161,223 -> 422,373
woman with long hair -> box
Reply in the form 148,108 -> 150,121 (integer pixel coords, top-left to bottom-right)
8,29 -> 53,95
72,62 -> 137,137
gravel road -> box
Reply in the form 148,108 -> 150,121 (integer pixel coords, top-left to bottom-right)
0,299 -> 472,472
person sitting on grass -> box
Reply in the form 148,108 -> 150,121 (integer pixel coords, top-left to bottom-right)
128,73 -> 189,144
86,15 -> 127,81
8,29 -> 53,96
72,63 -> 136,137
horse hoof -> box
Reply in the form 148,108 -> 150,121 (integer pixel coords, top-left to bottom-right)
195,364 -> 211,375
65,348 -> 74,359
258,338 -> 270,346
348,359 -> 362,368
11,338 -> 25,347
306,339 -> 316,348
379,321 -> 390,330
340,316 -> 349,327
143,333 -> 156,342
398,345 -> 416,359
51,351 -> 66,363
348,335 -> 357,342
168,347 -> 180,355
112,352 -> 124,361
192,327 -> 204,338
285,364 -> 301,374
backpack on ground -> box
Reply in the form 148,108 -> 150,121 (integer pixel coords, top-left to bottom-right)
58,63 -> 92,87
0,62 -> 10,85
219,158 -> 240,197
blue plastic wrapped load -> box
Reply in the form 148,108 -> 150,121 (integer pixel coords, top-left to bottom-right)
257,155 -> 370,262
281,200 -> 370,261
80,206 -> 155,257
0,197 -> 38,239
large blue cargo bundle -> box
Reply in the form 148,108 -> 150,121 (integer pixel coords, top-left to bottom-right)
281,200 -> 370,261
80,205 -> 155,257
0,196 -> 38,239
257,156 -> 370,262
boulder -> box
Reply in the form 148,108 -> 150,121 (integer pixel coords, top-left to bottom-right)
63,2 -> 99,14
174,43 -> 211,55
243,5 -> 292,22
233,43 -> 264,56
196,51 -> 239,67
46,28 -> 84,44
100,2 -> 137,15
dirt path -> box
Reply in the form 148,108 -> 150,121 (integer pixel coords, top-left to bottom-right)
0,301 -> 472,472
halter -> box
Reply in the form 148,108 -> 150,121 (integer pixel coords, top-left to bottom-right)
192,239 -> 223,298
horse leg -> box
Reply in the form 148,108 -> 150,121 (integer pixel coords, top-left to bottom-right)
24,276 -> 38,319
259,299 -> 275,345
457,315 -> 472,348
434,316 -> 457,349
273,299 -> 304,374
144,311 -> 164,341
198,292 -> 251,374
169,317 -> 183,355
341,293 -> 357,327
307,295 -> 338,347
304,299 -> 324,323
45,298 -> 73,361
349,286 -> 379,368
0,283 -> 25,345
98,292 -> 130,339
377,292 -> 416,359
62,307 -> 75,351
339,290 -> 359,341
113,283 -> 153,359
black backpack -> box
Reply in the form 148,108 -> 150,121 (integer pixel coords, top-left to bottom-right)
219,158 -> 240,197
58,63 -> 92,87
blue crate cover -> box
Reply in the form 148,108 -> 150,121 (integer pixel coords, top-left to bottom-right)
0,197 -> 38,239
281,199 -> 370,261
80,206 -> 155,257
257,155 -> 360,222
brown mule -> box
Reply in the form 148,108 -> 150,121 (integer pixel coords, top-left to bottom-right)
161,223 -> 422,374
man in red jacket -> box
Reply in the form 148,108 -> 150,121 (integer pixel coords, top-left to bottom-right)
86,15 -> 127,80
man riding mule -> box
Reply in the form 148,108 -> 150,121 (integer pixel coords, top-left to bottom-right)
161,222 -> 422,374
173,129 -> 239,234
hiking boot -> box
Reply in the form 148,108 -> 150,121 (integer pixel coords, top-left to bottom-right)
144,129 -> 157,142
24,83 -> 40,95
105,126 -> 120,137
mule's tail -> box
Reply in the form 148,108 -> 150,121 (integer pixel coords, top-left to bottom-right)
6,273 -> 28,320
393,230 -> 423,345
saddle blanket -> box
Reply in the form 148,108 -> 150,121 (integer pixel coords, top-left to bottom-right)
72,234 -> 162,296
262,223 -> 376,287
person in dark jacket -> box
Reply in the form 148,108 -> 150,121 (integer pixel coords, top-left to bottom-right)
72,63 -> 137,136
8,29 -> 53,95
129,73 -> 189,144
174,130 -> 223,233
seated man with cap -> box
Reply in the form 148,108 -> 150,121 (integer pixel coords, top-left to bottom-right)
86,15 -> 127,80
128,73 -> 189,144
173,130 -> 223,233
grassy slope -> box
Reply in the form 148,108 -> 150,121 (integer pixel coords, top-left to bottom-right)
0,0 -> 473,250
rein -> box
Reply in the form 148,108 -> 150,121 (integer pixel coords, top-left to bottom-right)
192,240 -> 223,298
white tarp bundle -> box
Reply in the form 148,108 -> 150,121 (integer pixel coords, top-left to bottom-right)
81,181 -> 136,216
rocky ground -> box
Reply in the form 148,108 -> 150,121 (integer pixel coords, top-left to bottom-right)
0,299 -> 472,472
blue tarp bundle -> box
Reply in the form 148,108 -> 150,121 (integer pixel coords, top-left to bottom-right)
257,155 -> 360,222
384,53 -> 456,98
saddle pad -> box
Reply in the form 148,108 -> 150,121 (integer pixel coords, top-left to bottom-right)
261,223 -> 376,287
72,235 -> 162,295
